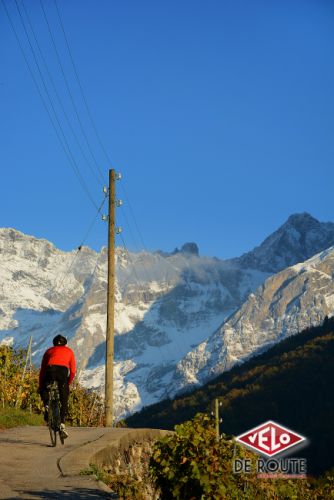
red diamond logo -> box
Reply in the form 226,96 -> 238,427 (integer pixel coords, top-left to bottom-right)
236,421 -> 306,457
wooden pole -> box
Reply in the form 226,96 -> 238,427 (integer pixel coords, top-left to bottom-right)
215,398 -> 220,442
16,335 -> 33,408
105,169 -> 115,426
29,340 -> 32,414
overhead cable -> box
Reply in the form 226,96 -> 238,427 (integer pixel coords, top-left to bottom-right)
20,0 -> 103,187
118,233 -> 176,363
54,0 -> 110,178
40,0 -> 105,185
51,0 -> 167,280
42,193 -> 108,301
2,0 -> 98,209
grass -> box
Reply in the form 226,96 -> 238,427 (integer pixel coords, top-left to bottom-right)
80,463 -> 109,482
0,406 -> 44,429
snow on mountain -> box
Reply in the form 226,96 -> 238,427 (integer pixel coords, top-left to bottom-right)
0,228 -> 98,350
233,213 -> 334,272
80,251 -> 270,417
171,246 -> 334,394
1,213 -> 334,418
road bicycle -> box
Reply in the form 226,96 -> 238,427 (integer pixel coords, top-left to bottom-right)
46,381 -> 65,447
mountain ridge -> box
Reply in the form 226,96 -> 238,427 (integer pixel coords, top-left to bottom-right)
126,316 -> 334,475
169,244 -> 334,395
1,212 -> 334,418
232,212 -> 334,272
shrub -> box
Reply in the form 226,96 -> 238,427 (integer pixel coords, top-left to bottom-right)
149,413 -> 318,499
0,345 -> 104,427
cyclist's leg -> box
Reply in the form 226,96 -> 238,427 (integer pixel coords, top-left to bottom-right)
40,386 -> 48,407
54,367 -> 69,424
40,367 -> 54,420
40,387 -> 49,421
58,381 -> 69,424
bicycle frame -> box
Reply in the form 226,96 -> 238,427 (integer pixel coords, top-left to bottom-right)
47,381 -> 64,446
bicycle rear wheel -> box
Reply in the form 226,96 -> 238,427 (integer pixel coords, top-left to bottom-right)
48,398 -> 60,447
48,423 -> 57,447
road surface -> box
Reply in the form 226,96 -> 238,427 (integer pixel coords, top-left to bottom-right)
0,426 -> 126,499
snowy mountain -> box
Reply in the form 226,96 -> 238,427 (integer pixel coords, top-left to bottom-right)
1,212 -> 334,418
233,212 -> 334,272
171,246 -> 334,394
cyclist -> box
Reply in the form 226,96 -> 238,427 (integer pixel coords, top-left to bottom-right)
39,334 -> 76,438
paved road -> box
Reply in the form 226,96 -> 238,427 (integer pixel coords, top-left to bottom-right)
0,426 -> 124,499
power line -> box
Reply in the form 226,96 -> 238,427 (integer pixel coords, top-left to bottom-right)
118,181 -> 187,285
117,206 -> 155,285
118,221 -> 194,362
119,183 -> 148,252
118,233 -> 181,364
52,0 -> 176,286
13,0 -> 100,208
2,0 -> 98,210
6,0 -> 190,364
27,0 -> 175,284
44,193 -> 108,300
54,0 -> 110,177
0,194 -> 106,348
40,0 -> 106,185
119,233 -> 148,296
79,193 -> 108,248
45,249 -> 101,342
19,0 -> 103,187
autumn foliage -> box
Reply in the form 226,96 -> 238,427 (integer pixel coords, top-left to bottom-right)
149,413 -> 334,499
127,316 -> 334,475
0,345 -> 104,426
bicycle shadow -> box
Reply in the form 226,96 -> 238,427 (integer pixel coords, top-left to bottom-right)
0,437 -> 62,448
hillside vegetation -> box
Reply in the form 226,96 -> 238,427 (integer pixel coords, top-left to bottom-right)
148,413 -> 334,499
127,317 -> 334,475
0,406 -> 44,429
0,345 -> 104,427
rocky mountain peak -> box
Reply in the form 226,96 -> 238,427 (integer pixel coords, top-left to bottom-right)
156,242 -> 200,258
233,213 -> 334,273
180,242 -> 199,256
171,246 -> 334,394
285,212 -> 320,230
1,213 -> 334,419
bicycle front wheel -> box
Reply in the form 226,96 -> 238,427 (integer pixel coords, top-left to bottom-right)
48,400 -> 60,447
48,423 -> 57,447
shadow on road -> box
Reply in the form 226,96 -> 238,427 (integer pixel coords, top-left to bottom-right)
6,487 -> 118,499
0,438 -> 52,447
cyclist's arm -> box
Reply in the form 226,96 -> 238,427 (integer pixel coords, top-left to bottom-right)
68,350 -> 76,385
39,352 -> 49,390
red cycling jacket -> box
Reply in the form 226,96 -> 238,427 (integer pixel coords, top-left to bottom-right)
39,345 -> 76,389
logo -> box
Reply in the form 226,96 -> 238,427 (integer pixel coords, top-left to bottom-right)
235,420 -> 306,457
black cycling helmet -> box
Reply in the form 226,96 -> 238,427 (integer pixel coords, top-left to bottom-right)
53,334 -> 67,346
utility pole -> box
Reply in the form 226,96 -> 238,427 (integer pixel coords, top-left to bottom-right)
105,169 -> 116,427
215,398 -> 220,442
16,335 -> 33,408
213,397 -> 223,442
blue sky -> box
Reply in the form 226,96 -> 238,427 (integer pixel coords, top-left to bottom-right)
1,0 -> 334,258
